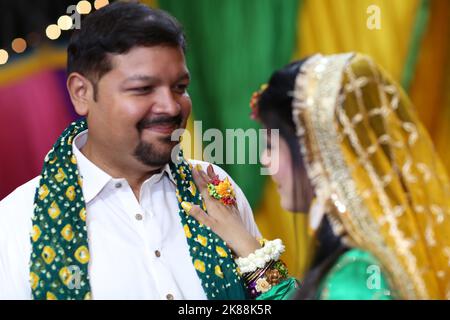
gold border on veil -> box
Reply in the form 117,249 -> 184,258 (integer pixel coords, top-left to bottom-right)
290,53 -> 443,299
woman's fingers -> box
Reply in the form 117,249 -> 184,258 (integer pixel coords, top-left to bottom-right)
191,166 -> 211,201
181,201 -> 215,228
206,164 -> 216,179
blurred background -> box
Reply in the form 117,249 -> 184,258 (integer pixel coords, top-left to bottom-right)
0,0 -> 449,278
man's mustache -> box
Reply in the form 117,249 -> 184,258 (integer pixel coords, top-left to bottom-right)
137,115 -> 183,131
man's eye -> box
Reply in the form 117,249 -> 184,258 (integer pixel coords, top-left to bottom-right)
131,86 -> 152,93
174,84 -> 188,93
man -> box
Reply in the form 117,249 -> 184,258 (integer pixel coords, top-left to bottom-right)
0,2 -> 260,299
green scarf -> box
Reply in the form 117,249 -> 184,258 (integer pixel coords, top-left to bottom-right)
30,119 -> 247,300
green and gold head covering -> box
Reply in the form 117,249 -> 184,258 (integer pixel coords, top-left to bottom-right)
292,53 -> 450,299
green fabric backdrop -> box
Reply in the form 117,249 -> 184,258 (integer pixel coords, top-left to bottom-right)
158,0 -> 300,206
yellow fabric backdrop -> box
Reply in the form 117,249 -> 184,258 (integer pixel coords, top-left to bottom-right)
409,0 -> 450,173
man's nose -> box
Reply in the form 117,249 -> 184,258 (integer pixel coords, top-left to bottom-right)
152,87 -> 181,115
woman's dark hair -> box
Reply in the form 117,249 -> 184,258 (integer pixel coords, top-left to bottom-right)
258,60 -> 313,213
67,2 -> 186,99
257,60 -> 347,299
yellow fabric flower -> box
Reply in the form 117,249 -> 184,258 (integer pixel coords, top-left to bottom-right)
79,208 -> 86,221
74,246 -> 90,264
46,292 -> 57,300
30,272 -> 39,290
59,267 -> 71,286
194,260 -> 205,273
216,246 -> 228,258
179,167 -> 186,180
184,224 -> 192,238
54,167 -> 66,183
61,224 -> 74,241
188,181 -> 197,196
215,265 -> 224,278
70,154 -> 77,164
176,190 -> 183,203
38,184 -> 49,200
48,201 -> 61,219
196,235 -> 207,247
65,186 -> 76,201
42,246 -> 56,264
31,225 -> 41,242
49,156 -> 58,164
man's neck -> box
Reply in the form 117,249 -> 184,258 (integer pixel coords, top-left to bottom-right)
80,141 -> 163,202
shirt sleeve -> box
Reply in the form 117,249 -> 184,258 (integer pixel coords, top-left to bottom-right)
188,160 -> 262,239
0,176 -> 39,299
318,249 -> 393,300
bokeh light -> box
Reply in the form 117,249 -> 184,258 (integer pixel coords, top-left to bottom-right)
46,24 -> 61,40
77,1 -> 92,15
11,38 -> 27,53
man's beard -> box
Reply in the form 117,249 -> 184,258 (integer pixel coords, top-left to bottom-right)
133,114 -> 182,167
133,137 -> 175,167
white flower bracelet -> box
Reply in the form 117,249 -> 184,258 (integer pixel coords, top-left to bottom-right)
235,239 -> 285,274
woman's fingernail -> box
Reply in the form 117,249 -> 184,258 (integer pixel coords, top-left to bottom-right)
181,201 -> 193,213
195,164 -> 202,171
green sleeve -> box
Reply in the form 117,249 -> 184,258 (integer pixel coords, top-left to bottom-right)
256,277 -> 299,300
317,249 -> 393,300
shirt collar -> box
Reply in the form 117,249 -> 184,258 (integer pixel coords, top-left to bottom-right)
72,130 -> 176,204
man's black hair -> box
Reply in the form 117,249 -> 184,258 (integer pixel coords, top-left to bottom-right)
67,2 -> 186,99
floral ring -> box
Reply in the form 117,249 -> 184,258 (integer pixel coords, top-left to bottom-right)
207,175 -> 237,206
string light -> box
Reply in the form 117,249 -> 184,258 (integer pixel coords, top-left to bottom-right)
57,15 -> 73,31
46,24 -> 61,40
11,38 -> 27,53
77,1 -> 92,14
2,2 -> 109,66
0,49 -> 9,65
94,0 -> 109,10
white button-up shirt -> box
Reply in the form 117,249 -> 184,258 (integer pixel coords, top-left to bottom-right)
0,130 -> 260,299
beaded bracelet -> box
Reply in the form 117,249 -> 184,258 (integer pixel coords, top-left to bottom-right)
245,260 -> 289,299
235,239 -> 288,299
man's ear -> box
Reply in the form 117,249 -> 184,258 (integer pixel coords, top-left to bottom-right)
66,72 -> 95,116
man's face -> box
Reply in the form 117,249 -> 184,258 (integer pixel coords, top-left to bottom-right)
87,45 -> 191,170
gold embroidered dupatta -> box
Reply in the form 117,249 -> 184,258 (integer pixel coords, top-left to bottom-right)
292,53 -> 450,299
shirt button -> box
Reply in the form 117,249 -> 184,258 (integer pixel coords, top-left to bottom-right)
135,214 -> 143,221
115,182 -> 122,188
166,294 -> 174,300
155,250 -> 161,258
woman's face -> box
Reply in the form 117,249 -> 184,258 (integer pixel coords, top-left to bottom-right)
261,133 -> 296,211
261,131 -> 314,213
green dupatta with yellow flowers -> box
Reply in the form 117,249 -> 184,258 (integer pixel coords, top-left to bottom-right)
29,118 -> 247,300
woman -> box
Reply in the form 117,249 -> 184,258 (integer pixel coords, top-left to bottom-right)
184,53 -> 450,299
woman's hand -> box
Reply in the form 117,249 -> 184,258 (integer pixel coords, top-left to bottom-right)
181,164 -> 261,258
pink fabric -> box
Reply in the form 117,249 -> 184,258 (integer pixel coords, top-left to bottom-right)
0,70 -> 75,200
